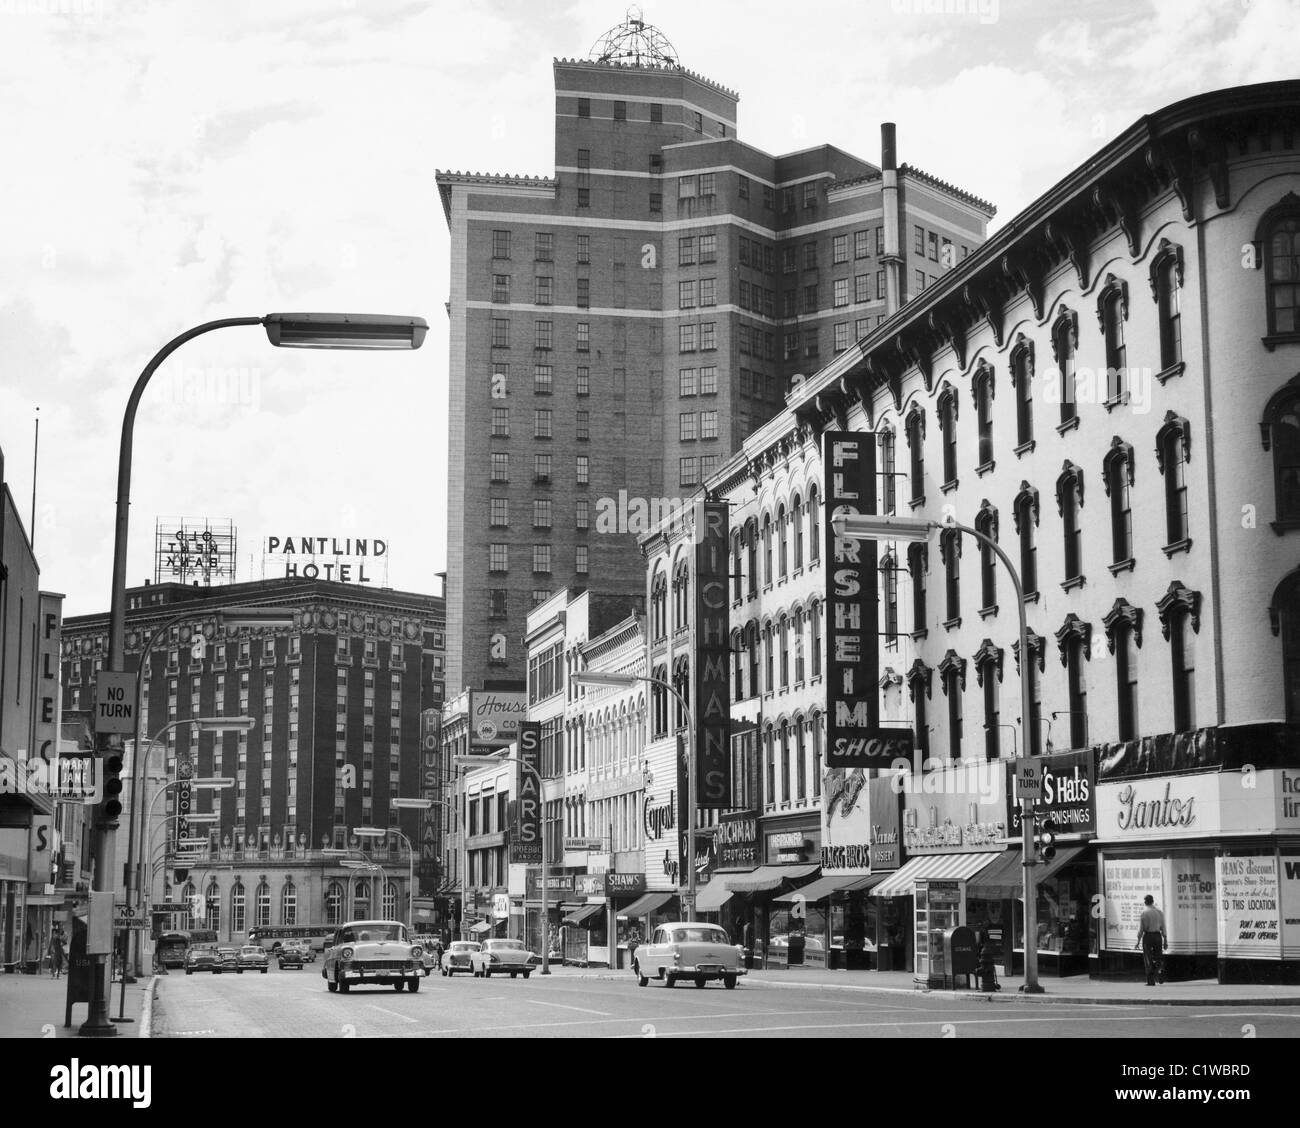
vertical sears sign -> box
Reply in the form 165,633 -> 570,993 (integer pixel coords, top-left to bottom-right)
511,721 -> 542,864
693,501 -> 732,806
823,433 -> 910,766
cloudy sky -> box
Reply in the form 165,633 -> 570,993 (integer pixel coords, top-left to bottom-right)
1,0 -> 1296,615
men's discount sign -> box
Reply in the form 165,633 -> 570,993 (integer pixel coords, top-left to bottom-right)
1217,854 -> 1282,960
823,433 -> 906,766
510,722 -> 542,865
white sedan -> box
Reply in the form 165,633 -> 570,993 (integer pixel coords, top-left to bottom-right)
469,938 -> 537,979
633,922 -> 745,989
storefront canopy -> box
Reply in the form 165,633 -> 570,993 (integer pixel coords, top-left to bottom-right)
773,873 -> 886,904
693,882 -> 734,912
725,863 -> 820,894
469,921 -> 492,934
964,844 -> 1090,900
562,903 -> 604,927
616,892 -> 675,919
869,852 -> 1004,899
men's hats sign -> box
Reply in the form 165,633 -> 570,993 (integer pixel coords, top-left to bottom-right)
823,432 -> 911,766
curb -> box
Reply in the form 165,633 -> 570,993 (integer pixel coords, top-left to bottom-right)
544,969 -> 1300,1007
139,976 -> 157,1039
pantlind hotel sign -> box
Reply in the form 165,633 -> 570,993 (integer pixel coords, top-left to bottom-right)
265,535 -> 387,583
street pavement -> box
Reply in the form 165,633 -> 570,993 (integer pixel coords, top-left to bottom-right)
0,968 -> 153,1038
139,963 -> 1300,1039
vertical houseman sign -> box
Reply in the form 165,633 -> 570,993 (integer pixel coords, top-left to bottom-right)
693,501 -> 732,806
823,433 -> 906,766
418,709 -> 440,893
511,721 -> 542,864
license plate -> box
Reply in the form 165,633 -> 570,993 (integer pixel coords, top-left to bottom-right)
697,964 -> 721,974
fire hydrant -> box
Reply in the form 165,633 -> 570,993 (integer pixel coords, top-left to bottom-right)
977,943 -> 1000,992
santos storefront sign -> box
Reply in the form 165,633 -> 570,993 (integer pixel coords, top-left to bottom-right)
1096,775 -> 1217,842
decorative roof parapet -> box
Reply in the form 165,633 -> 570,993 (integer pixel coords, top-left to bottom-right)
900,163 -> 997,216
553,56 -> 739,102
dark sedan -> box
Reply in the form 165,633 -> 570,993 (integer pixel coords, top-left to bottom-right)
185,947 -> 219,975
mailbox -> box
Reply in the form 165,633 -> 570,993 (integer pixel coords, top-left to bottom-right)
942,925 -> 978,987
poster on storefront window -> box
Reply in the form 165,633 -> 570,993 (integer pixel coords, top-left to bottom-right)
1216,853 -> 1282,960
1167,853 -> 1216,953
1281,852 -> 1300,959
1100,857 -> 1163,950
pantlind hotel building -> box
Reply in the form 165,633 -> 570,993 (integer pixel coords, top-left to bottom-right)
435,14 -> 993,696
646,81 -> 1300,982
61,577 -> 445,942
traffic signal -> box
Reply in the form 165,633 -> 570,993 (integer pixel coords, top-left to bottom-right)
101,751 -> 124,821
1037,816 -> 1059,862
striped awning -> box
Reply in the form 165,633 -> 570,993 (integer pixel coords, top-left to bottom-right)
773,873 -> 886,903
616,892 -> 675,919
869,852 -> 1004,899
562,903 -> 604,927
693,881 -> 735,912
725,863 -> 820,894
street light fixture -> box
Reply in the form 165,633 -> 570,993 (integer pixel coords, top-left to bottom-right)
832,512 -> 1044,995
571,670 -> 700,921
352,825 -> 422,930
452,753 -> 551,974
87,312 -> 425,1036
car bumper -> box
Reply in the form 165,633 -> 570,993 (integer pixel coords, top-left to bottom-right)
674,964 -> 746,977
341,966 -> 420,981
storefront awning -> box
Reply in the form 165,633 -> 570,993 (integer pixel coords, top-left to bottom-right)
725,863 -> 819,894
469,921 -> 492,934
869,852 -> 1004,899
693,881 -> 734,912
773,873 -> 886,903
964,844 -> 1090,900
616,892 -> 675,919
562,903 -> 604,927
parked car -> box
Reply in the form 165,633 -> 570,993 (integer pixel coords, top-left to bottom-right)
237,945 -> 269,973
632,922 -> 745,989
441,940 -> 480,976
215,947 -> 241,974
185,946 -> 219,975
277,943 -> 305,970
469,938 -> 536,979
322,920 -> 424,994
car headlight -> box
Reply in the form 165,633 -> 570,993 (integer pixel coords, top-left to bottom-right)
411,946 -> 422,959
341,947 -> 354,961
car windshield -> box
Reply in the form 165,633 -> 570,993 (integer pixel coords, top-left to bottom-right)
218,948 -> 236,956
669,927 -> 731,944
335,923 -> 406,944
241,947 -> 261,955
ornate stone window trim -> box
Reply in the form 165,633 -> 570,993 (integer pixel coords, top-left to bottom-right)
1102,598 -> 1143,652
1055,613 -> 1093,665
1156,581 -> 1202,639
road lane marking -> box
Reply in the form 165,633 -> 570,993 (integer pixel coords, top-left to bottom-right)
366,1005 -> 420,1024
611,1013 -> 1183,1037
523,999 -> 612,1016
1192,1011 -> 1300,1020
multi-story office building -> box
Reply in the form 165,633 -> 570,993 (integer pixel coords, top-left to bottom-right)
436,14 -> 994,695
640,81 -> 1300,982
59,576 -> 444,942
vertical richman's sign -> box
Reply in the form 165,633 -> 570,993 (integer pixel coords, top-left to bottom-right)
693,500 -> 732,806
824,433 -> 907,767
511,721 -> 542,864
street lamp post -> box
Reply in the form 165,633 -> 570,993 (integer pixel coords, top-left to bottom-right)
571,672 -> 698,921
87,311 -> 426,1037
832,512 -> 1044,995
353,808 -> 430,931
452,754 -> 550,974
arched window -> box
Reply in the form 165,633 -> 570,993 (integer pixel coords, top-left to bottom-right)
810,714 -> 823,799
906,661 -> 932,758
1104,599 -> 1143,742
255,879 -> 271,927
779,720 -> 791,802
808,485 -> 821,562
281,879 -> 297,926
974,501 -> 997,612
1149,239 -> 1184,372
205,878 -> 221,933
671,657 -> 690,729
809,601 -> 823,679
1014,483 -> 1039,597
881,552 -> 899,644
793,608 -> 806,682
650,568 -> 668,641
908,543 -> 928,633
973,640 -> 1003,760
762,623 -> 774,692
731,532 -> 743,601
230,880 -> 246,936
651,664 -> 669,736
879,429 -> 897,514
383,882 -> 398,921
1057,462 -> 1084,585
938,385 -> 959,485
1055,614 -> 1091,750
1012,633 -> 1046,755
792,495 -> 804,568
353,878 -> 370,920
906,408 -> 926,502
939,651 -> 966,760
973,362 -> 994,468
1259,194 -> 1300,338
672,556 -> 691,630
1157,582 -> 1201,732
732,630 -> 744,701
939,528 -> 961,624
1103,438 -> 1135,566
746,519 -> 759,597
1051,307 -> 1078,427
745,624 -> 759,698
1156,413 -> 1191,549
763,725 -> 776,807
1261,376 -> 1300,527
777,504 -> 788,579
795,717 -> 807,800
1010,336 -> 1034,447
762,514 -> 773,585
1269,570 -> 1300,721
1098,275 -> 1129,405
778,615 -> 790,688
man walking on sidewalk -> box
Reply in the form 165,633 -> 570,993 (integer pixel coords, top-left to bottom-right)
1135,894 -> 1167,985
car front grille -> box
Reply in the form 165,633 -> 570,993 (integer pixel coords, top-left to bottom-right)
357,960 -> 412,971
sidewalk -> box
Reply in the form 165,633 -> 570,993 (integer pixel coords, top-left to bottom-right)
538,963 -> 1300,1006
0,970 -> 155,1037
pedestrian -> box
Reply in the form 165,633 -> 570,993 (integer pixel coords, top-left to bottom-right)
1135,894 -> 1167,985
432,935 -> 443,970
48,927 -> 66,979
741,920 -> 754,970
